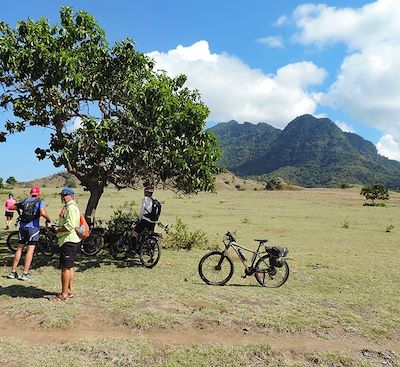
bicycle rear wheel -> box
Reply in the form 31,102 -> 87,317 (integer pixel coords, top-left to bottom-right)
139,237 -> 160,268
198,251 -> 234,286
6,231 -> 19,253
109,233 -> 130,260
254,254 -> 289,288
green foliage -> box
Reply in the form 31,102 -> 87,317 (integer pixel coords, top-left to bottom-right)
5,176 -> 16,186
340,183 -> 353,189
0,178 -> 3,188
264,177 -> 282,190
104,207 -> 139,243
162,217 -> 209,250
0,7 -> 221,220
360,184 -> 389,205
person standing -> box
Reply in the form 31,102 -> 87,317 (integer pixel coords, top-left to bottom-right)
4,193 -> 16,229
54,187 -> 81,301
7,186 -> 51,280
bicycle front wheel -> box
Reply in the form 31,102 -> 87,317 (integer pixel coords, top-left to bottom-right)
6,231 -> 19,253
139,237 -> 160,268
254,254 -> 289,288
39,229 -> 56,257
81,232 -> 104,256
198,251 -> 234,286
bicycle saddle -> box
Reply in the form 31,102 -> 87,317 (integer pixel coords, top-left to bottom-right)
254,239 -> 268,243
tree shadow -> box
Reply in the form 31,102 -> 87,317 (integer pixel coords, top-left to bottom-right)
0,283 -> 56,298
0,240 -> 147,272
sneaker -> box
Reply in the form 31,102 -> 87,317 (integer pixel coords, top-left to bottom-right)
18,273 -> 33,281
7,271 -> 18,279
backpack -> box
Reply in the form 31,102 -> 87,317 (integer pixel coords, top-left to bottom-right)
76,214 -> 90,239
146,198 -> 162,222
19,197 -> 41,222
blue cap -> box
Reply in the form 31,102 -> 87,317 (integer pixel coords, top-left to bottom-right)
60,187 -> 75,196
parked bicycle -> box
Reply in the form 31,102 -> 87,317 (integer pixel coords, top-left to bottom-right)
109,226 -> 161,268
80,226 -> 105,256
198,231 -> 290,288
6,221 -> 58,258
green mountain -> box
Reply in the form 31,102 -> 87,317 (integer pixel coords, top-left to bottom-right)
210,114 -> 400,188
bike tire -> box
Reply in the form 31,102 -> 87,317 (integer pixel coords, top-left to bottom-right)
254,254 -> 289,288
6,231 -> 19,253
198,251 -> 234,286
139,237 -> 160,268
81,231 -> 104,256
109,233 -> 130,260
39,229 -> 56,257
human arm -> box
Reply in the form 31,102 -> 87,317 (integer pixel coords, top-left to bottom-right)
57,204 -> 79,233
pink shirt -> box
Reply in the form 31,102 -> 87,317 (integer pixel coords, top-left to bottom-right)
5,198 -> 16,212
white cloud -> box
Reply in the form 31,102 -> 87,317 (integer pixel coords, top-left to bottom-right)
377,134 -> 400,161
258,36 -> 284,49
292,0 -> 400,144
335,120 -> 355,133
147,41 -> 326,127
275,15 -> 288,26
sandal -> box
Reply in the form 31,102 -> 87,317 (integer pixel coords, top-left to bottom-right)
50,294 -> 68,301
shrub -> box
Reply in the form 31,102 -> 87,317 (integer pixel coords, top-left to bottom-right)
162,217 -> 209,250
264,178 -> 282,191
104,208 -> 139,244
340,183 -> 353,189
241,217 -> 251,224
386,224 -> 394,233
341,220 -> 349,229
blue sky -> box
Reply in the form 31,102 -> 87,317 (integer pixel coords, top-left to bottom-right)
1,0 -> 399,181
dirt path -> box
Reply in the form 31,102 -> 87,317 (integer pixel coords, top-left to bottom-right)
1,315 -> 399,354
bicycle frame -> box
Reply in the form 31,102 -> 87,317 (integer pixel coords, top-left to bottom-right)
222,234 -> 267,270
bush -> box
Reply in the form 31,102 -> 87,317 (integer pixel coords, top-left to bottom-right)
162,217 -> 209,250
104,207 -> 139,244
264,178 -> 282,190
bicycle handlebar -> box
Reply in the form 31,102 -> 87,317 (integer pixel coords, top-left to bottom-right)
225,231 -> 236,241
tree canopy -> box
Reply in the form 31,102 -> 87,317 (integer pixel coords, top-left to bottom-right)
0,7 -> 221,221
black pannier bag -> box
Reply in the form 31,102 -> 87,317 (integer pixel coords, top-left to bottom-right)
269,246 -> 288,268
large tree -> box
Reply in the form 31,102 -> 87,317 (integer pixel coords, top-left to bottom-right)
0,7 -> 220,222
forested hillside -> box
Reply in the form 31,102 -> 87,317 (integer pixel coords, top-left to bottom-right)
210,114 -> 400,188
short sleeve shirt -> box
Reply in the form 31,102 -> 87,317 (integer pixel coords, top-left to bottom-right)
19,197 -> 45,229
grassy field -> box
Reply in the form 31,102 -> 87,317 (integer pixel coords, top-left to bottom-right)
0,186 -> 399,366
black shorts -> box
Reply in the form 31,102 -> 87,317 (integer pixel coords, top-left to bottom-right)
5,211 -> 14,218
134,219 -> 155,234
59,242 -> 80,269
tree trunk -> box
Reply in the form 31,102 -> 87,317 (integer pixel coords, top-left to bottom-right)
84,185 -> 104,226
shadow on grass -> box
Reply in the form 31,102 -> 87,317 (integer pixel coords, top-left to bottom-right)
0,283 -> 56,298
0,241 -> 143,272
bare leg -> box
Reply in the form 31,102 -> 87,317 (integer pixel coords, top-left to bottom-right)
61,268 -> 71,298
22,245 -> 36,274
68,268 -> 74,296
11,244 -> 24,272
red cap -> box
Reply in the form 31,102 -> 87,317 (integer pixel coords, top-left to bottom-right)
30,186 -> 41,196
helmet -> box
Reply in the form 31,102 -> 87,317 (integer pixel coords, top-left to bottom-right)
60,187 -> 75,196
144,185 -> 154,193
30,186 -> 41,196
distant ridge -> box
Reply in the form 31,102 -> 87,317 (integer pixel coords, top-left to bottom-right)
210,114 -> 400,188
